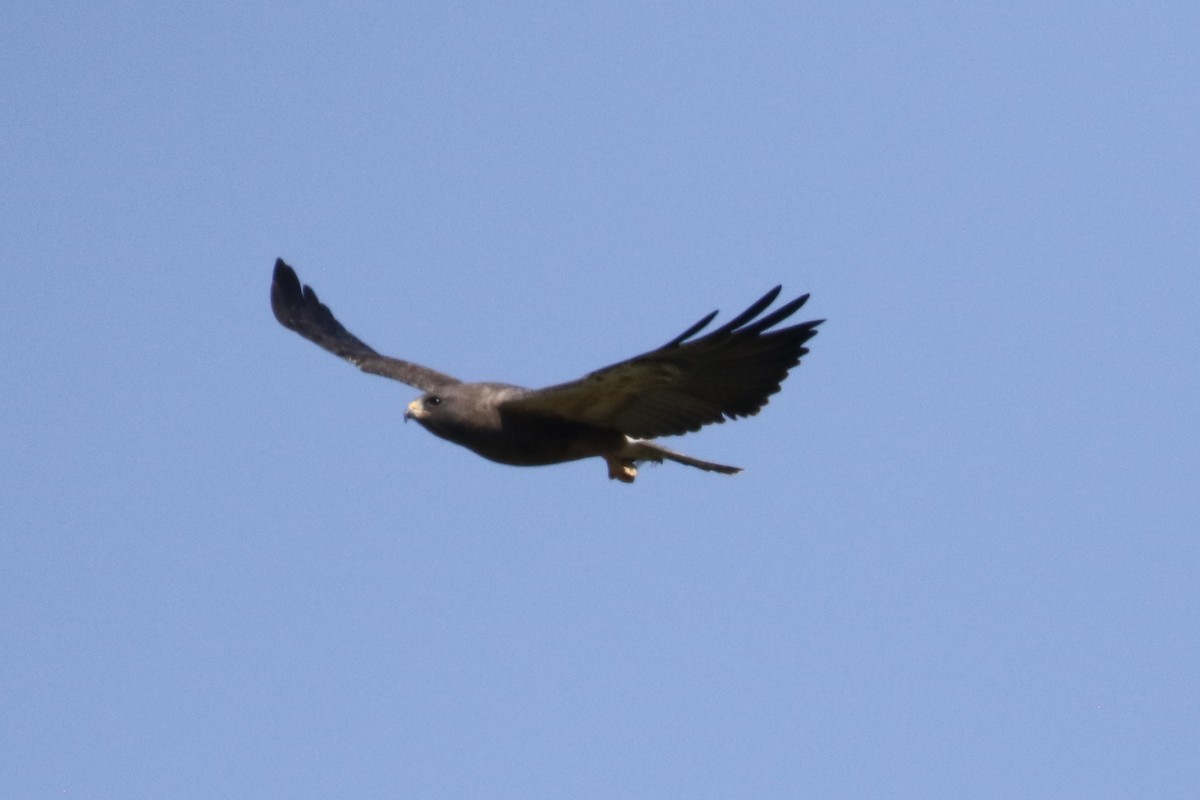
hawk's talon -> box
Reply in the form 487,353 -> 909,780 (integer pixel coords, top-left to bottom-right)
605,456 -> 638,483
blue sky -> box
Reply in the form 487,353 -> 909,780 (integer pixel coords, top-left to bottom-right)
3,2 -> 1198,797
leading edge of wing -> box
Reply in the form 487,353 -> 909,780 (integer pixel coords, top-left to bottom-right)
271,259 -> 460,392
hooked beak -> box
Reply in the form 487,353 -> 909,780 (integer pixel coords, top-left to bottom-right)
404,399 -> 425,423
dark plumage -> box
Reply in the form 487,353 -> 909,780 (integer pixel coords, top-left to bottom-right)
271,259 -> 822,482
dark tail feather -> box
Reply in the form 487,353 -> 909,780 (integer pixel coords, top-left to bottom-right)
627,439 -> 742,475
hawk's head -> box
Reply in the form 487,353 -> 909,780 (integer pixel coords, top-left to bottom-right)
403,383 -> 520,440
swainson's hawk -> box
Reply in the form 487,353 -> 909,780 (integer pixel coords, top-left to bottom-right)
271,259 -> 822,482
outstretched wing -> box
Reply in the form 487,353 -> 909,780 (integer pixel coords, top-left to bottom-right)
502,286 -> 823,438
270,259 -> 459,392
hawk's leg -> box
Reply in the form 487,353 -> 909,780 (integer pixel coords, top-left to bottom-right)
604,455 -> 638,483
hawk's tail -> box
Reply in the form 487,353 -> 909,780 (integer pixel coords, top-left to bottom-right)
624,439 -> 742,475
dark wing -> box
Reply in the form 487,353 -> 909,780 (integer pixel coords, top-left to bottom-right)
502,286 -> 822,438
270,259 -> 459,392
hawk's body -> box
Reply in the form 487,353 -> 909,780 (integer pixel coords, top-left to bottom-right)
271,259 -> 822,482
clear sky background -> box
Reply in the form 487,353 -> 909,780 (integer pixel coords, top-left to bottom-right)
3,2 -> 1198,798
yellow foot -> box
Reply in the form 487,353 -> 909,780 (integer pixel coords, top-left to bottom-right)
605,456 -> 638,483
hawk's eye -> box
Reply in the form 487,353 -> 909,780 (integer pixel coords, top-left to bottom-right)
427,396 -> 442,407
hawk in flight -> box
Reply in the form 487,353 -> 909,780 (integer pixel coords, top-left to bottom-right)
271,259 -> 822,483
